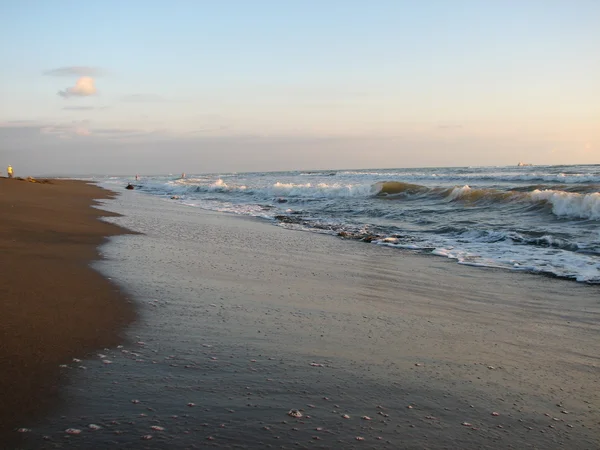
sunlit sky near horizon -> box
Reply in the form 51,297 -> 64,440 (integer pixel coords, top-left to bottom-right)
0,0 -> 598,175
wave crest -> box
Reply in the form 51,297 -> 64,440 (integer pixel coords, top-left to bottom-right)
444,185 -> 518,204
530,189 -> 600,220
373,181 -> 429,196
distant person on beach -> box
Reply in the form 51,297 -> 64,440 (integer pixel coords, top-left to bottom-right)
7,165 -> 13,178
135,174 -> 139,181
181,173 -> 186,179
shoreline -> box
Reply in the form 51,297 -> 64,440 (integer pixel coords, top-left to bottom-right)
5,182 -> 600,448
46,188 -> 600,448
0,178 -> 136,445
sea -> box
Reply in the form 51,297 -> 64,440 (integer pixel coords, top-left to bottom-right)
100,164 -> 600,284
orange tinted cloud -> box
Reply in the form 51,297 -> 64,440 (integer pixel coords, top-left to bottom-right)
58,76 -> 97,98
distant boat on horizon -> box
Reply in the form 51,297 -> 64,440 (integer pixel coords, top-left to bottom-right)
517,162 -> 533,167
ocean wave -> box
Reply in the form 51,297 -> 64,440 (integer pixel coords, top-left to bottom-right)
269,182 -> 372,198
443,185 -> 518,204
369,232 -> 599,283
299,171 -> 337,176
530,189 -> 600,220
150,178 -> 251,196
99,169 -> 600,284
461,172 -> 600,184
139,177 -> 600,222
374,182 -> 523,206
372,181 -> 429,196
159,179 -> 376,199
340,170 -> 600,184
453,228 -> 589,252
442,186 -> 600,220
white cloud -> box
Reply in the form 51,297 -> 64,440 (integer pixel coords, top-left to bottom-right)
58,77 -> 97,98
44,66 -> 103,77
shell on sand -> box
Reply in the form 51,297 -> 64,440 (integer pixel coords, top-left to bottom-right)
287,409 -> 303,418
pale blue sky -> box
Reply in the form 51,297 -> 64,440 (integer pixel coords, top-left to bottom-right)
0,0 -> 598,174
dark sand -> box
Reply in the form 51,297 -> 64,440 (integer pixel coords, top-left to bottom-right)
0,178 -> 135,446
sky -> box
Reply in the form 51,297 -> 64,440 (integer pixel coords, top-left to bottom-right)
0,0 -> 598,175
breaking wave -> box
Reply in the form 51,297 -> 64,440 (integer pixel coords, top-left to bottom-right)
160,179 -> 375,199
530,189 -> 600,220
152,178 -> 600,221
374,182 -> 600,220
372,181 -> 430,196
99,164 -> 600,284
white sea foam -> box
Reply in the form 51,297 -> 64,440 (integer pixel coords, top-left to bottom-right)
96,164 -> 600,284
370,228 -> 600,283
428,241 -> 600,282
167,180 -> 374,199
446,185 -> 472,201
269,182 -> 373,198
530,189 -> 600,220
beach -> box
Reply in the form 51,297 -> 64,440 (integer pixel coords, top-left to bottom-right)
3,181 -> 600,449
0,178 -> 135,446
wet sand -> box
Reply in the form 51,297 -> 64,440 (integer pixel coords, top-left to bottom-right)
6,185 -> 600,449
0,178 -> 135,446
12,189 -> 599,449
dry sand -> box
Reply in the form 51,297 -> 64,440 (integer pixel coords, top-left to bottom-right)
0,178 -> 135,445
